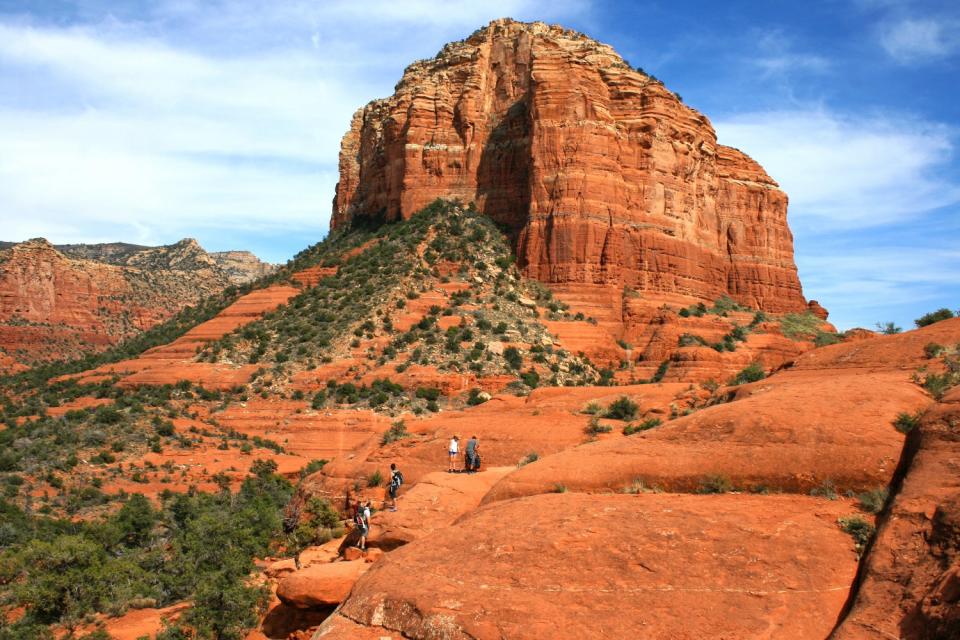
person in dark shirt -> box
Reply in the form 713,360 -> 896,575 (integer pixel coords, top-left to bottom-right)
465,435 -> 479,473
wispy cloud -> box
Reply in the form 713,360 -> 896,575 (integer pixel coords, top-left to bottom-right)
880,17 -> 960,64
714,108 -> 960,230
750,29 -> 831,78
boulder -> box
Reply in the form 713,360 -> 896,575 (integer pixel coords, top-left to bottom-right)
276,561 -> 369,609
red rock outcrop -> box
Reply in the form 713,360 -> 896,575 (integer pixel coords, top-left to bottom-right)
483,369 -> 928,503
332,19 -> 809,314
0,238 -> 275,365
832,387 -> 960,639
316,493 -> 861,639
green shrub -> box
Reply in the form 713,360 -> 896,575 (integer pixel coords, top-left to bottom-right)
678,333 -> 708,347
731,363 -> 765,385
915,308 -> 954,328
604,396 -> 639,420
552,483 -> 567,493
623,418 -> 661,435
466,388 -> 487,406
585,416 -> 612,436
893,411 -> 921,433
875,321 -> 902,335
697,475 -> 733,494
367,470 -> 383,487
519,452 -> 539,467
780,312 -> 821,339
814,331 -> 841,347
520,370 -> 540,388
838,516 -> 875,554
380,420 -> 410,446
299,459 -> 328,478
503,346 -> 523,370
922,372 -> 957,400
415,387 -> 441,402
858,487 -> 889,514
924,342 -> 945,359
651,360 -> 670,383
810,479 -> 838,500
311,390 -> 327,410
581,401 -> 602,415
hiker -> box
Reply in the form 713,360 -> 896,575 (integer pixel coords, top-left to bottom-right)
387,463 -> 403,511
363,501 -> 372,529
448,435 -> 460,472
353,500 -> 368,550
465,435 -> 479,473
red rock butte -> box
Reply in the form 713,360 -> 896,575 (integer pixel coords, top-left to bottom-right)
332,18 -> 810,314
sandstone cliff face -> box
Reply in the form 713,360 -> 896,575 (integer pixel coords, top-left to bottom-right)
0,238 -> 275,365
332,19 -> 809,313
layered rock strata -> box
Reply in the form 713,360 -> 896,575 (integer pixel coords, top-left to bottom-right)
332,18 -> 809,313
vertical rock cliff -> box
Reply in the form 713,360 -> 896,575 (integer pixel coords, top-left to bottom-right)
332,18 -> 809,313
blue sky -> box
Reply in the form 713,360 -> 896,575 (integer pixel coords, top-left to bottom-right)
0,1 -> 957,330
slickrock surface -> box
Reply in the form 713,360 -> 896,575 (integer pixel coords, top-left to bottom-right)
365,467 -> 513,550
832,387 -> 960,639
303,383 -> 697,504
332,18 -> 809,313
315,493 -> 861,640
0,237 -> 275,364
483,369 -> 928,501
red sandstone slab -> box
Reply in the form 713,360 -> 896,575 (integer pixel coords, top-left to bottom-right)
318,493 -> 861,639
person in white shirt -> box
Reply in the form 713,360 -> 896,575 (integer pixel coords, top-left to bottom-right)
448,435 -> 460,472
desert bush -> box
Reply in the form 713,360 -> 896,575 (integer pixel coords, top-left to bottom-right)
915,308 -> 954,328
651,360 -> 670,383
924,342 -> 945,359
380,420 -> 409,446
585,416 -> 612,436
893,411 -> 921,433
838,515 -> 875,554
582,401 -> 602,415
519,452 -> 539,467
875,321 -> 902,335
731,363 -> 765,385
780,312 -> 821,339
466,388 -> 487,406
604,396 -> 639,420
814,331 -> 841,347
416,387 -> 441,402
623,418 -> 661,435
697,475 -> 733,494
367,470 -> 383,487
810,479 -> 838,500
503,346 -> 523,370
858,487 -> 889,514
678,333 -> 708,347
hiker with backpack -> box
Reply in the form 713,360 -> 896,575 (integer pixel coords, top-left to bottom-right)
353,500 -> 368,551
448,435 -> 460,472
387,463 -> 403,511
465,435 -> 480,473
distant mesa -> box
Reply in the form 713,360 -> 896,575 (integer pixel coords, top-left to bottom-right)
0,236 -> 276,366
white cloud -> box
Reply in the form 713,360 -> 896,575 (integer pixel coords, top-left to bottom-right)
714,109 -> 960,229
0,1 -> 590,256
880,17 -> 960,63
